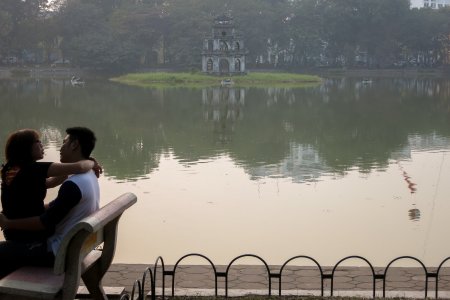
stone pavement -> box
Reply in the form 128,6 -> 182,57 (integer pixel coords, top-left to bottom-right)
92,264 -> 450,298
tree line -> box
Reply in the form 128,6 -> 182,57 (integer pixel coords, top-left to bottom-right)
1,0 -> 449,71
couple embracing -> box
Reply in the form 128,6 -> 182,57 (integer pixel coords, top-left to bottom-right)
0,127 -> 100,279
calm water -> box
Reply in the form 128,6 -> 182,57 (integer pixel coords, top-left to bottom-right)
0,77 -> 449,267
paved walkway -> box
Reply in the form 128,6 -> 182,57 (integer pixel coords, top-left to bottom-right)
94,264 -> 450,298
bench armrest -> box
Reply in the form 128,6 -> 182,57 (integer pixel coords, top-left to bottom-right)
54,192 -> 137,274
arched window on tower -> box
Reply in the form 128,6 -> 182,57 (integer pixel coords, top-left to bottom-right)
235,59 -> 241,72
220,59 -> 230,74
235,42 -> 240,50
220,41 -> 228,51
207,59 -> 213,71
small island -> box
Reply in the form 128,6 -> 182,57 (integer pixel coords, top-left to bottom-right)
111,15 -> 321,89
110,72 -> 322,88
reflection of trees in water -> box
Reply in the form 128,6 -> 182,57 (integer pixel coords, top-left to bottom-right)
389,78 -> 450,99
248,143 -> 333,182
40,126 -> 64,147
320,77 -> 450,107
202,87 -> 245,145
1,78 -> 450,182
237,80 -> 450,181
265,87 -> 298,106
0,79 -> 166,180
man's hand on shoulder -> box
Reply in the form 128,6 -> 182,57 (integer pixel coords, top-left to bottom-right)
89,157 -> 103,178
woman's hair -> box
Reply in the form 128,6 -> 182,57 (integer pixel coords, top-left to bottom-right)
4,129 -> 40,166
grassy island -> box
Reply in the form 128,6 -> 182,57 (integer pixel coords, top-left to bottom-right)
110,72 -> 322,88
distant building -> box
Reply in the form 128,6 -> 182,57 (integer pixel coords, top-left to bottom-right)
202,14 -> 248,75
424,0 -> 450,8
412,0 -> 450,8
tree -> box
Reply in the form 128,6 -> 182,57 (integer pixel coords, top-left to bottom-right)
3,0 -> 448,70
229,0 -> 292,67
400,7 -> 450,66
354,0 -> 410,67
288,0 -> 328,67
0,0 -> 50,59
109,1 -> 169,66
162,0 -> 215,67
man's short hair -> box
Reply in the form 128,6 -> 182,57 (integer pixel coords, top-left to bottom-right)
66,127 -> 96,158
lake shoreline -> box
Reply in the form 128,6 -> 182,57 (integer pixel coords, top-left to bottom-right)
0,66 -> 448,80
110,72 -> 322,88
309,67 -> 450,78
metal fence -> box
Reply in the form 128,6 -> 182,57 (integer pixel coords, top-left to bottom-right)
119,254 -> 450,299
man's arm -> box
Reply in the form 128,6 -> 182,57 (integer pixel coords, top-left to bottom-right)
0,214 -> 44,231
40,181 -> 81,230
0,181 -> 82,232
45,160 -> 102,189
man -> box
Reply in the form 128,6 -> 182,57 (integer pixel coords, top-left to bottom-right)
0,127 -> 100,278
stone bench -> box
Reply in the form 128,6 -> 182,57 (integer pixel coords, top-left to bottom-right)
0,192 -> 137,300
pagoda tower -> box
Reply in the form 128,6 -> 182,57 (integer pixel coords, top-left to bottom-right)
202,14 -> 247,75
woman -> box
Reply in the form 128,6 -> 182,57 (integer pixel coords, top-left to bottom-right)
1,129 -> 99,242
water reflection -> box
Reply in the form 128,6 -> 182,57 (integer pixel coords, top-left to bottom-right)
0,77 -> 449,182
202,87 -> 245,145
1,77 -> 450,264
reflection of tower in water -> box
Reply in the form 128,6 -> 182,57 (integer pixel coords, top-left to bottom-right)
202,87 -> 245,144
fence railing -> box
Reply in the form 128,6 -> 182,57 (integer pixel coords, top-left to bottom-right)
119,254 -> 450,299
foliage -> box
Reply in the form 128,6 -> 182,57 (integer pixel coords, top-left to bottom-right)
0,0 -> 50,57
66,28 -> 140,71
0,0 -> 450,70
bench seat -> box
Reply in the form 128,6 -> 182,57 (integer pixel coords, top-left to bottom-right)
0,266 -> 63,298
0,193 -> 137,300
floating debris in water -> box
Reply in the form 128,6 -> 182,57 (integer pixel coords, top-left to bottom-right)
409,208 -> 421,221
398,162 -> 417,194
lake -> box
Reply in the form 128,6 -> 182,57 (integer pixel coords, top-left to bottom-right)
0,76 -> 449,267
